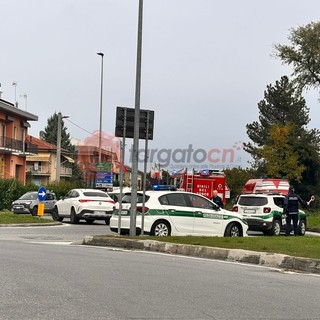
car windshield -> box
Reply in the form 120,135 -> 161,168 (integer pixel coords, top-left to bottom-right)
82,192 -> 109,197
19,192 -> 38,200
238,196 -> 268,206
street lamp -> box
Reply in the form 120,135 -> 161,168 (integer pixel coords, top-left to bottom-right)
56,112 -> 69,182
97,52 -> 104,163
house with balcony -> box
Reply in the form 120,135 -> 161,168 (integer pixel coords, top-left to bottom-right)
26,135 -> 74,186
0,98 -> 38,184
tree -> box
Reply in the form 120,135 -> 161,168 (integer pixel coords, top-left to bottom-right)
43,112 -> 84,183
224,167 -> 258,203
274,21 -> 320,93
42,112 -> 73,150
244,76 -> 320,192
257,124 -> 305,182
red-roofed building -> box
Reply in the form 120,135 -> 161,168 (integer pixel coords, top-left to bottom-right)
25,135 -> 74,186
0,98 -> 38,184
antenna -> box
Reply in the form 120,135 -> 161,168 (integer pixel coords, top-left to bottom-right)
20,93 -> 27,110
12,81 -> 17,104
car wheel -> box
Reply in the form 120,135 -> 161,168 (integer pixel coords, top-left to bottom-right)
105,217 -> 110,225
31,206 -> 38,216
224,222 -> 241,237
271,219 -> 281,236
150,220 -> 171,236
51,207 -> 64,222
85,219 -> 95,224
299,220 -> 306,236
70,208 -> 79,224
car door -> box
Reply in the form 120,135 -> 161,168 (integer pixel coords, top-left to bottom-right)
158,193 -> 195,234
185,194 -> 224,236
58,190 -> 76,214
44,193 -> 56,211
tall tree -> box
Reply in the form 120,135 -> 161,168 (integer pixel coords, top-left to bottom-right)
42,112 -> 73,150
258,124 -> 305,182
43,112 -> 84,183
244,76 -> 320,193
274,21 -> 320,93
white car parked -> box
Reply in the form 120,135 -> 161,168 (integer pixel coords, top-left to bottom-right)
109,191 -> 248,237
51,189 -> 115,224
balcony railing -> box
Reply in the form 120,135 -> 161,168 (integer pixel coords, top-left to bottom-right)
26,165 -> 72,177
0,136 -> 38,154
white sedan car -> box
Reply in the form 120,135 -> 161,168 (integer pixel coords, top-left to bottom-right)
51,189 -> 115,224
110,191 -> 248,237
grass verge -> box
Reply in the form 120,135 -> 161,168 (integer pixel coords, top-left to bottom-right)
106,234 -> 320,260
0,211 -> 56,224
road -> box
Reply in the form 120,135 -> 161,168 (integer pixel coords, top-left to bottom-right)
1,219 -> 320,319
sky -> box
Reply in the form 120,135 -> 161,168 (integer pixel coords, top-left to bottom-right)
1,0 -> 320,171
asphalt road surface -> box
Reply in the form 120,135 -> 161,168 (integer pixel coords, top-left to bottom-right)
1,221 -> 320,320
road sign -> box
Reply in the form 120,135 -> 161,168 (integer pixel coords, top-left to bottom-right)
38,186 -> 47,202
96,171 -> 113,188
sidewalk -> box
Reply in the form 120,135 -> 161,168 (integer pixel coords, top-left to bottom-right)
82,235 -> 320,275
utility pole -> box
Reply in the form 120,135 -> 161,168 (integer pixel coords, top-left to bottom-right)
56,112 -> 69,182
130,0 -> 144,236
97,52 -> 104,164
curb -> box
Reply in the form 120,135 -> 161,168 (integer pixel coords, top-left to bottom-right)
0,222 -> 63,227
83,236 -> 320,275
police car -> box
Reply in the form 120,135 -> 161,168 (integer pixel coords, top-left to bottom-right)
109,190 -> 248,237
232,193 -> 307,236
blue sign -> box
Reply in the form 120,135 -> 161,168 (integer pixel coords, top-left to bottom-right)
96,171 -> 113,188
38,186 -> 47,202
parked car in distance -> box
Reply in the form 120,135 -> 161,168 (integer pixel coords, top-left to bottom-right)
110,191 -> 248,237
232,192 -> 307,236
11,191 -> 57,216
51,189 -> 115,224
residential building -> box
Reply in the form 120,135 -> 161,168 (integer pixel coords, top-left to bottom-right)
0,98 -> 38,184
26,135 -> 74,186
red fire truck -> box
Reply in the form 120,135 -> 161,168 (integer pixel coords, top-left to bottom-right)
171,169 -> 228,204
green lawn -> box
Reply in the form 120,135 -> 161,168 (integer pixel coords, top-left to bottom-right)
0,211 -> 55,224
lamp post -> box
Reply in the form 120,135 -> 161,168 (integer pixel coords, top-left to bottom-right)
97,52 -> 104,163
56,112 -> 69,182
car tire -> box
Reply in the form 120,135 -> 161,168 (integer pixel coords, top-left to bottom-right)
31,206 -> 38,216
224,222 -> 241,237
51,207 -> 64,222
70,207 -> 79,224
299,219 -> 306,236
105,217 -> 110,225
271,219 -> 281,236
150,220 -> 171,236
85,219 -> 95,224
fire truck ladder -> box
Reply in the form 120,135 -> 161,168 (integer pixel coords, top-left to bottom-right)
186,172 -> 194,192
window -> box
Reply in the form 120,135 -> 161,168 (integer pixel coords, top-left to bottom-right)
186,194 -> 215,209
159,193 -> 187,207
238,196 -> 268,206
273,197 -> 284,208
45,193 -> 55,201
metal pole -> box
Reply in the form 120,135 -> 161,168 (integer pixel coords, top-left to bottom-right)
118,108 -> 127,234
130,0 -> 143,236
56,112 -> 62,182
141,110 -> 149,235
97,52 -> 104,164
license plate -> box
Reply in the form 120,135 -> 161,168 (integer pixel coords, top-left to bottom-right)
121,211 -> 129,215
244,209 -> 256,213
93,211 -> 106,215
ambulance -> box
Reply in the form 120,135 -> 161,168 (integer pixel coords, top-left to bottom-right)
241,178 -> 290,196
